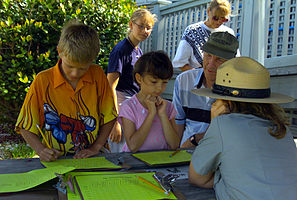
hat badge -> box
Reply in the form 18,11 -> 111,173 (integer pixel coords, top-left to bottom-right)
231,90 -> 239,96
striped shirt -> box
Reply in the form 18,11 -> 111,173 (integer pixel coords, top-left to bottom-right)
172,68 -> 215,146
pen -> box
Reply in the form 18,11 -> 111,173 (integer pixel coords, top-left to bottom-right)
36,124 -> 51,149
169,149 -> 181,157
152,174 -> 169,195
136,175 -> 168,196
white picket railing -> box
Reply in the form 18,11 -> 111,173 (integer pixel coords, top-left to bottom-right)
140,0 -> 297,67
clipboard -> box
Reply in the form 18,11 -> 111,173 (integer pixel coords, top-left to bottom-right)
41,156 -> 122,171
131,150 -> 192,167
68,172 -> 180,200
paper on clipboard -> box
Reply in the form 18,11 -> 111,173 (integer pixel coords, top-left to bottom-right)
66,172 -> 177,200
132,150 -> 192,166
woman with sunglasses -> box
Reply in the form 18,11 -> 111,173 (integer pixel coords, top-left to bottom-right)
107,9 -> 157,152
173,0 -> 239,71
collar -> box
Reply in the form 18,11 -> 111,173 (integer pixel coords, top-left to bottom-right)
53,60 -> 66,88
126,36 -> 135,48
53,59 -> 93,89
126,36 -> 140,50
194,70 -> 205,89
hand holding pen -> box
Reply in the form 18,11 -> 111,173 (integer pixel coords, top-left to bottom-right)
36,124 -> 62,162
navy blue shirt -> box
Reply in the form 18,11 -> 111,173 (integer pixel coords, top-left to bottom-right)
107,38 -> 142,96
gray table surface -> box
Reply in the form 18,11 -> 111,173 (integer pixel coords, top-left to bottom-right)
0,151 -> 216,200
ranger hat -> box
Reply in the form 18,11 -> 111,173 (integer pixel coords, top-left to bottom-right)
191,57 -> 295,104
202,31 -> 239,60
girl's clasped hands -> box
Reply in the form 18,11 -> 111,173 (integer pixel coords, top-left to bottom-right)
144,95 -> 168,117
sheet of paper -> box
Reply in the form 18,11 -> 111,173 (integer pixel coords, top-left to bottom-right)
132,150 -> 192,165
0,166 -> 74,193
70,172 -> 177,200
66,172 -> 120,200
41,156 -> 121,169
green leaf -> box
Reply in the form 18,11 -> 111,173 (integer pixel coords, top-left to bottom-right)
16,54 -> 24,58
2,1 -> 9,10
76,9 -> 81,15
6,16 -> 13,26
25,18 -> 30,26
17,72 -> 23,77
19,75 -> 29,83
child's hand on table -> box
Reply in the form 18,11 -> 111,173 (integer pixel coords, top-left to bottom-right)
73,147 -> 98,159
39,147 -> 62,162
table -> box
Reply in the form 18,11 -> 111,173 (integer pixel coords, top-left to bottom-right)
0,151 -> 216,200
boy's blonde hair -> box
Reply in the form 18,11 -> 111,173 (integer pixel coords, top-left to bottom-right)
209,0 -> 231,17
57,20 -> 100,64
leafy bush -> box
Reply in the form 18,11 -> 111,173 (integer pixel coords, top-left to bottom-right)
0,0 -> 137,123
0,142 -> 36,160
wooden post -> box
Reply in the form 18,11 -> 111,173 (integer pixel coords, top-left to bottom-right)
241,0 -> 265,64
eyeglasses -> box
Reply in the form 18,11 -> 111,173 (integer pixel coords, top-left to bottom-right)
212,16 -> 229,23
133,22 -> 153,31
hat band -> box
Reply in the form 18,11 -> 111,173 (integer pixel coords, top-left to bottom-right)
212,84 -> 271,98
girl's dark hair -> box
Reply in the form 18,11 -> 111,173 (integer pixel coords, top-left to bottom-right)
133,51 -> 173,81
227,101 -> 290,139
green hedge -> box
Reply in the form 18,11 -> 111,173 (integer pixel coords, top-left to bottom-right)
0,0 -> 137,123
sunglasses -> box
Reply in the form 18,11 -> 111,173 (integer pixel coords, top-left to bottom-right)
212,16 -> 229,23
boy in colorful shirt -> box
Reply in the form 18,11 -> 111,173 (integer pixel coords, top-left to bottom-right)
15,20 -> 117,161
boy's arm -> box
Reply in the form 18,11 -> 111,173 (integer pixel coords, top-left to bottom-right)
107,72 -> 122,143
20,129 -> 61,161
73,119 -> 116,159
107,72 -> 120,112
109,121 -> 122,144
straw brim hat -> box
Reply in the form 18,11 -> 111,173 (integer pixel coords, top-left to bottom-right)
191,57 -> 295,104
191,88 -> 294,103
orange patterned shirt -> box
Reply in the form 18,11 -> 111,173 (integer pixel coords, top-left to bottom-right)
16,60 -> 117,154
